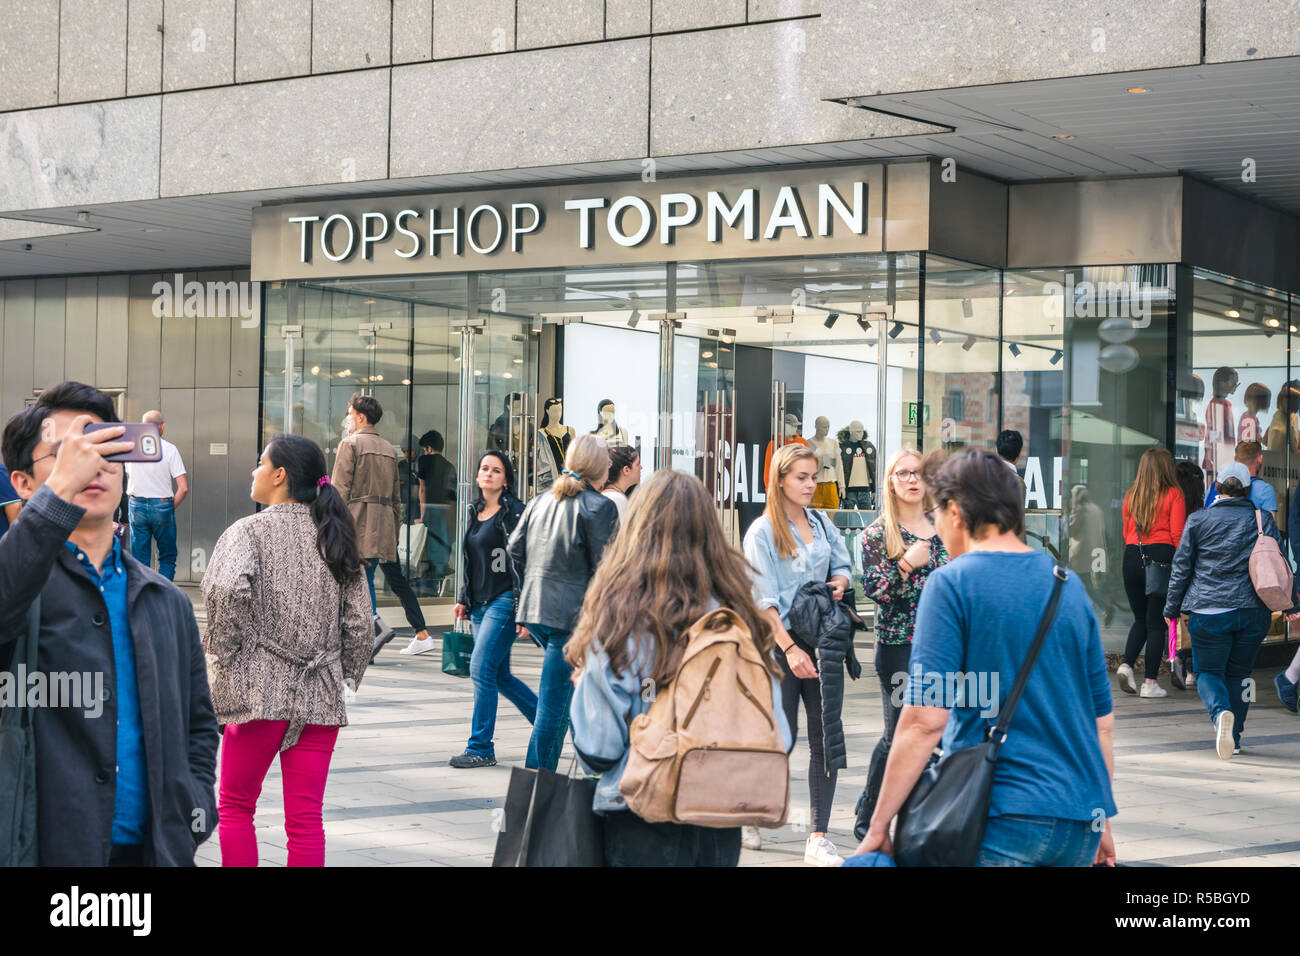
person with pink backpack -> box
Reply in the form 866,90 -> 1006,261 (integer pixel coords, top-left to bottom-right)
1164,461 -> 1300,759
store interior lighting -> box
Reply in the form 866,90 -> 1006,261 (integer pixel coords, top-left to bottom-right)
856,316 -> 872,334
627,308 -> 641,328
1050,349 -> 1063,365
888,321 -> 904,339
824,311 -> 840,329
1008,343 -> 1021,357
929,328 -> 942,344
961,298 -> 974,318
961,334 -> 977,351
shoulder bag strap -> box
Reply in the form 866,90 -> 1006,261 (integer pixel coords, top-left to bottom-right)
1255,508 -> 1265,537
986,565 -> 1067,756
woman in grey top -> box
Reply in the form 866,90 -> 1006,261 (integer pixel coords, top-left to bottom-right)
202,434 -> 372,866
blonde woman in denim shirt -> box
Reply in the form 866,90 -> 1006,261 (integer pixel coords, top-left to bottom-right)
568,470 -> 791,867
742,444 -> 853,866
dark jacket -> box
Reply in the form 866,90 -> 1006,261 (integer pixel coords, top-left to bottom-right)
1165,496 -> 1297,617
0,486 -> 219,866
787,581 -> 863,775
456,492 -> 526,610
507,484 -> 618,632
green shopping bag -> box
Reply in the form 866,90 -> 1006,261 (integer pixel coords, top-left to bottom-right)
441,629 -> 474,677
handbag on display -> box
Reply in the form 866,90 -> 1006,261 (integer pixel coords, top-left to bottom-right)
0,597 -> 41,867
440,627 -> 474,678
1136,527 -> 1171,596
893,565 -> 1067,868
491,763 -> 605,867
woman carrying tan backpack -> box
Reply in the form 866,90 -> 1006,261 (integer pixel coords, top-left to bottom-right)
567,470 -> 792,867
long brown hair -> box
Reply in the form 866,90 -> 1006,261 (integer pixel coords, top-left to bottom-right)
1125,447 -> 1178,535
874,446 -> 929,560
764,443 -> 819,559
552,432 -> 608,500
566,469 -> 777,684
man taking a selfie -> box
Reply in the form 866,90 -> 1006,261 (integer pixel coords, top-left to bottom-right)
0,381 -> 218,866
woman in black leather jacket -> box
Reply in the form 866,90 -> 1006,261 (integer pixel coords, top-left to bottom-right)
507,433 -> 618,771
447,450 -> 532,769
1164,462 -> 1300,760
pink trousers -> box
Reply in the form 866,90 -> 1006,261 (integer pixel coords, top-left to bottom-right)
218,720 -> 340,867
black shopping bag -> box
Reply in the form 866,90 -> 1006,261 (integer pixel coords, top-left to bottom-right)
491,766 -> 604,867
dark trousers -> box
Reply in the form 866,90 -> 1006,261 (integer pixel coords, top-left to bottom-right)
365,558 -> 427,631
777,646 -> 836,833
857,641 -> 912,828
1122,543 -> 1174,680
602,810 -> 740,867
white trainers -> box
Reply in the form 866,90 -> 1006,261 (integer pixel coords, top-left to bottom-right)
1116,662 -> 1138,695
804,835 -> 844,867
399,635 -> 437,656
1215,710 -> 1235,760
1139,681 -> 1168,699
1186,672 -> 1197,688
741,826 -> 762,851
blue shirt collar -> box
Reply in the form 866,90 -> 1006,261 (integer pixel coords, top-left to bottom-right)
64,536 -> 124,578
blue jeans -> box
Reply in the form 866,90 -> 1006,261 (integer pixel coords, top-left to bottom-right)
423,505 -> 453,575
976,814 -> 1101,867
466,592 -> 537,759
523,623 -> 574,772
128,497 -> 177,580
1189,607 -> 1272,745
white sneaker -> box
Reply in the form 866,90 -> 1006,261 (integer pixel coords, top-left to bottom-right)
804,835 -> 844,867
1186,672 -> 1197,688
1139,681 -> 1168,699
741,826 -> 762,851
399,635 -> 437,656
1215,710 -> 1235,760
1116,662 -> 1137,695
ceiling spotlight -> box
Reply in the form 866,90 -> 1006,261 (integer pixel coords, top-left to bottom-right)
929,328 -> 942,344
888,321 -> 904,339
961,334 -> 977,351
1266,317 -> 1281,328
310,365 -> 319,375
1052,134 -> 1074,140
1225,310 -> 1241,318
1050,349 -> 1063,365
1008,343 -> 1022,358
856,316 -> 872,334
1291,325 -> 1298,334
1125,87 -> 1149,94
77,210 -> 90,223
961,298 -> 974,318
627,309 -> 641,328
824,311 -> 840,330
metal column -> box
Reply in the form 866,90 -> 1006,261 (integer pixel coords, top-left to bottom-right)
281,324 -> 302,434
452,316 -> 483,632
653,313 -> 684,471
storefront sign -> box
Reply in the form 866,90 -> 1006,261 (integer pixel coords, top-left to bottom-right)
251,164 -> 909,281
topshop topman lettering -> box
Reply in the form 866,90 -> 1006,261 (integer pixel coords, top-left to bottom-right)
287,181 -> 868,264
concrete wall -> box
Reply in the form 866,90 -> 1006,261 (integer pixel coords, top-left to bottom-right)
0,270 -> 259,583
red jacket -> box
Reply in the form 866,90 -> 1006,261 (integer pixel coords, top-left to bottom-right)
1123,487 -> 1186,548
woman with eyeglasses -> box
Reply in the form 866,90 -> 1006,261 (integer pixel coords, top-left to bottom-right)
851,448 -> 948,840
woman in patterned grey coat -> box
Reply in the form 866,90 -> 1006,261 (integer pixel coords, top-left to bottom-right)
201,434 -> 372,866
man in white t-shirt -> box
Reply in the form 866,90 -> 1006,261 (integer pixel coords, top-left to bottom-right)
125,409 -> 188,580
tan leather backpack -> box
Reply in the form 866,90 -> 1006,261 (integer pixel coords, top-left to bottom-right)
619,608 -> 790,828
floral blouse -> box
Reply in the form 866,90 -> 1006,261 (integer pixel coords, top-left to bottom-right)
860,521 -> 948,645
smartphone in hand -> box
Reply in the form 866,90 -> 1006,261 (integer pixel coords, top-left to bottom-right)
84,422 -> 163,463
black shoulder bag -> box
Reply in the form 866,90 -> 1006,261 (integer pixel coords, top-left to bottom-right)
0,596 -> 41,866
894,565 -> 1067,867
1136,526 -> 1171,596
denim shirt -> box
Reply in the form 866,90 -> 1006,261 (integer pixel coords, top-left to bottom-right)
66,538 -> 149,845
569,602 -> 794,813
742,509 -> 854,628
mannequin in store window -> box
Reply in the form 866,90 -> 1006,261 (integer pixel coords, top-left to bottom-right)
590,399 -> 629,445
1266,382 -> 1300,455
762,412 -> 809,487
1239,382 -> 1269,446
536,397 -> 574,494
838,420 -> 877,510
1202,366 -> 1238,477
808,416 -> 845,510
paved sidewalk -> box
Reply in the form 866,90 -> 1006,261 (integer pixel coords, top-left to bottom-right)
195,628 -> 1300,867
